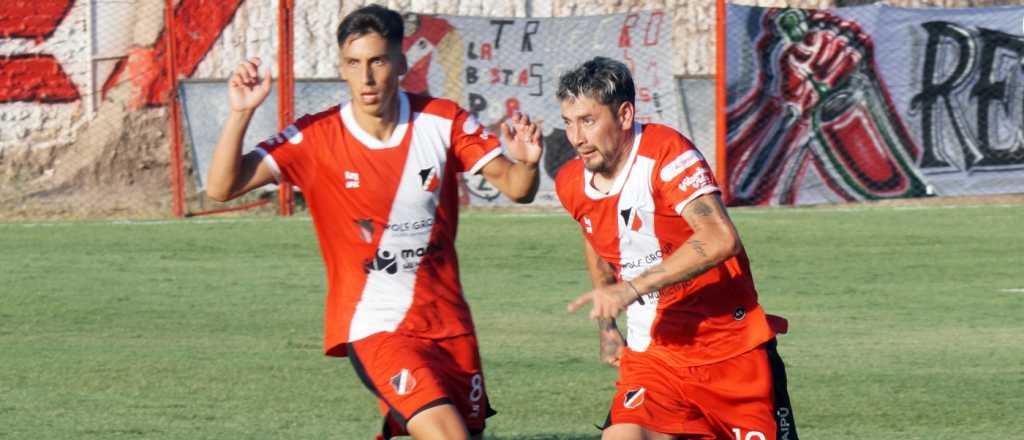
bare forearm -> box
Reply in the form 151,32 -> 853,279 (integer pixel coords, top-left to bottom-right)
502,162 -> 539,203
629,231 -> 737,295
207,110 -> 255,201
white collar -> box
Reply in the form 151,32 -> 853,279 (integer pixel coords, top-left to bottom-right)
339,91 -> 410,149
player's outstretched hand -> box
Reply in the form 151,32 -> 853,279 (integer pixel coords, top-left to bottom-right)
228,57 -> 272,113
567,282 -> 637,321
500,111 -> 543,166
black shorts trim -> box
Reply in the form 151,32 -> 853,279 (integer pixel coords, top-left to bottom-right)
766,339 -> 799,440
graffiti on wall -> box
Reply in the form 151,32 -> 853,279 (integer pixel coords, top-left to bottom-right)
0,1 -> 79,104
401,11 -> 679,204
727,5 -> 1024,205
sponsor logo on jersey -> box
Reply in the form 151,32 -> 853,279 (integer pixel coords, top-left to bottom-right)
383,218 -> 434,234
390,368 -> 417,396
583,216 -> 593,234
363,249 -> 398,274
365,243 -> 445,274
355,219 -> 375,243
623,387 -> 646,409
659,150 -> 701,182
619,207 -> 643,232
419,166 -> 440,192
680,167 -> 712,191
345,171 -> 360,189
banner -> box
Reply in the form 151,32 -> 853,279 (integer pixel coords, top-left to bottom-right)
726,4 -> 1024,205
401,11 -> 681,205
183,10 -> 682,205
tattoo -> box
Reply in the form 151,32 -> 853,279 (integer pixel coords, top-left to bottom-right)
686,239 -> 708,258
691,199 -> 713,217
598,319 -> 624,363
678,261 -> 717,283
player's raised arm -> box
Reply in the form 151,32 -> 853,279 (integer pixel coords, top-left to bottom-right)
207,58 -> 276,202
478,112 -> 542,203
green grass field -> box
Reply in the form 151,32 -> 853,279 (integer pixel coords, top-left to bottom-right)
2,203 -> 1022,439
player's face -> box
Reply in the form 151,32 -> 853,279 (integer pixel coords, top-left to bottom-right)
339,32 -> 407,118
560,95 -> 634,176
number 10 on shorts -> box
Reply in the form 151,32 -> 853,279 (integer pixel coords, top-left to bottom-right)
732,428 -> 766,440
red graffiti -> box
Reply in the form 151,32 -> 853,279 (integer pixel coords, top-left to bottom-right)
505,98 -> 520,118
0,55 -> 79,103
0,0 -> 78,103
0,1 -> 73,41
619,14 -> 638,48
102,0 -> 244,108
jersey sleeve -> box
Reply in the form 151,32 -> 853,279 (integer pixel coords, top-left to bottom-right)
253,115 -> 318,189
450,108 -> 503,175
654,135 -> 720,215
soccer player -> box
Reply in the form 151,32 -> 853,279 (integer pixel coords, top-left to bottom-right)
206,5 -> 542,439
554,57 -> 798,440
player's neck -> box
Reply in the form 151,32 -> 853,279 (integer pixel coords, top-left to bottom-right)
351,97 -> 401,142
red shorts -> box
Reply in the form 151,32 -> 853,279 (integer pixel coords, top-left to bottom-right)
347,332 -> 494,439
605,340 -> 798,440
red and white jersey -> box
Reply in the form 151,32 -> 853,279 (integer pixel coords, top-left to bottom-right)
256,92 -> 502,357
555,123 -> 774,366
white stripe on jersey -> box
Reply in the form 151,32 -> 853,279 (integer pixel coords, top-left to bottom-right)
617,136 -> 661,353
348,109 -> 452,341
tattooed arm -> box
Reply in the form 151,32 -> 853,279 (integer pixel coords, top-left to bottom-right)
568,193 -> 740,320
582,240 -> 625,367
628,192 -> 741,296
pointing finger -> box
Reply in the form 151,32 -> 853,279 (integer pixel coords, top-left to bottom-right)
567,293 -> 593,313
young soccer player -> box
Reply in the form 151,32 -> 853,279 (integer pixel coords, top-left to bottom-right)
555,57 -> 798,440
206,5 -> 542,439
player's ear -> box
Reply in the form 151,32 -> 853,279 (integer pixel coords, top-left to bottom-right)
617,101 -> 635,130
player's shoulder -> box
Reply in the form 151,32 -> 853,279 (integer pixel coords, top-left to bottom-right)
294,105 -> 341,131
637,123 -> 697,158
407,93 -> 461,120
554,158 -> 584,200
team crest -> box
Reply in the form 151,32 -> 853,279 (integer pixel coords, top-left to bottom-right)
619,207 -> 643,232
390,368 -> 417,396
623,387 -> 646,409
419,167 -> 440,192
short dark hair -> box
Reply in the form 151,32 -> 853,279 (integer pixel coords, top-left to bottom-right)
556,57 -> 636,110
336,5 -> 404,49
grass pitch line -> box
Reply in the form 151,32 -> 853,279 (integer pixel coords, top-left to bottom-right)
1000,288 -> 1024,293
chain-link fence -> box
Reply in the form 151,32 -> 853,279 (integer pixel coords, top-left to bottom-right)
724,2 -> 1024,206
0,1 -> 712,219
1,1 -> 173,219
